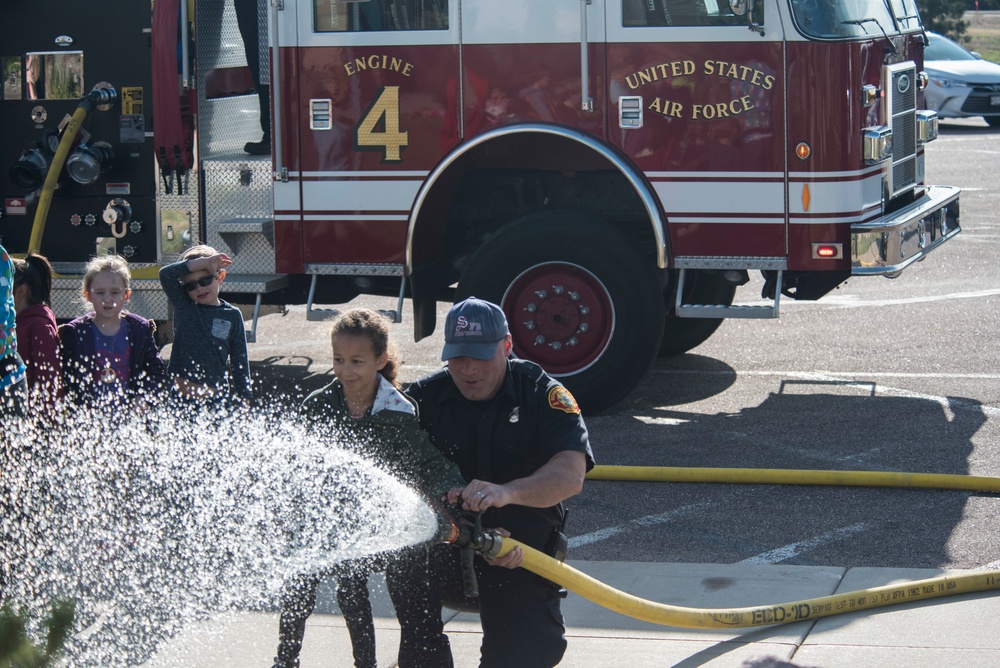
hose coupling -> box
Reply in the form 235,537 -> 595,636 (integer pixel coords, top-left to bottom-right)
79,83 -> 117,113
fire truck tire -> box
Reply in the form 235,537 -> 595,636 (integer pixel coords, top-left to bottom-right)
457,214 -> 664,414
658,270 -> 735,357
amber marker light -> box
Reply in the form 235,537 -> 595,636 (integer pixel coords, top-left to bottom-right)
795,142 -> 811,160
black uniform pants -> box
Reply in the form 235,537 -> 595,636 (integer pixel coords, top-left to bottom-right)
387,543 -> 567,668
276,561 -> 377,668
233,0 -> 270,138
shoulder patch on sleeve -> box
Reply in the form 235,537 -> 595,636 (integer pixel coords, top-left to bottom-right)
547,386 -> 580,414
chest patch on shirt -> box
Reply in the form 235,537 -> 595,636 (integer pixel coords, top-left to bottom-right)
211,318 -> 232,340
548,386 -> 580,414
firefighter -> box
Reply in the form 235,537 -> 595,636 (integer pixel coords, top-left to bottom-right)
388,297 -> 594,668
234,0 -> 270,154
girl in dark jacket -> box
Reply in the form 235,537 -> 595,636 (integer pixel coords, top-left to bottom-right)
272,308 -> 465,668
59,254 -> 166,405
12,252 -> 61,405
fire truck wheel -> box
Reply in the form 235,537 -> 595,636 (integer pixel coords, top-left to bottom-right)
457,214 -> 664,414
658,270 -> 736,358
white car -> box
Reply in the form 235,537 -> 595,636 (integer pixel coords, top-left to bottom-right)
924,31 -> 1000,127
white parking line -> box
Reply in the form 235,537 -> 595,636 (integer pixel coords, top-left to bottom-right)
737,522 -> 869,565
646,369 -> 1000,418
568,502 -> 717,549
776,287 -> 1000,308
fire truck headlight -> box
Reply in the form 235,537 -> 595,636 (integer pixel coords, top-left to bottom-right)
862,126 -> 893,165
916,111 -> 939,144
861,84 -> 880,107
918,71 -> 929,91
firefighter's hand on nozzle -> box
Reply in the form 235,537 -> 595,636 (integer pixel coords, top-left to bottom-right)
450,480 -> 507,512
483,527 -> 522,569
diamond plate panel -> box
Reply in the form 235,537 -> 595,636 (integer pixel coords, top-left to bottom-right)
203,158 -> 277,274
197,0 -> 269,158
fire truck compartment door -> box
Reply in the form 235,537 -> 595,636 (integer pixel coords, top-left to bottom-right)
459,0 -> 608,138
292,0 -> 461,265
604,0 -> 789,259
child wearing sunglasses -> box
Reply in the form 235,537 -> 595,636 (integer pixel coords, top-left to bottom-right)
60,254 -> 166,405
159,245 -> 253,403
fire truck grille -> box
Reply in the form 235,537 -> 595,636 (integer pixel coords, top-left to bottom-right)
889,65 -> 918,197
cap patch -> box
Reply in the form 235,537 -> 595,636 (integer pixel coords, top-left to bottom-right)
548,386 -> 580,415
453,315 -> 485,338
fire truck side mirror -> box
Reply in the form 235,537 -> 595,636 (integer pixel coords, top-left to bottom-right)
729,0 -> 751,17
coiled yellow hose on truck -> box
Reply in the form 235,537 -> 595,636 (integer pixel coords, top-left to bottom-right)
584,465 -> 1000,492
493,538 -> 1000,629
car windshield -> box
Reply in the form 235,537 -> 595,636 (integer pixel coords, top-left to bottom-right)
790,0 -> 922,40
924,34 -> 978,61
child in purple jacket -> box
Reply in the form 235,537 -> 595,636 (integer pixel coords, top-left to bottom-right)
60,255 -> 166,405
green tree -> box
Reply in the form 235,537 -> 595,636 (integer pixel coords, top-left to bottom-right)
918,0 -> 969,39
0,602 -> 74,668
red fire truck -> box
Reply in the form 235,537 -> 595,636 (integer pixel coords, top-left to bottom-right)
0,0 -> 960,412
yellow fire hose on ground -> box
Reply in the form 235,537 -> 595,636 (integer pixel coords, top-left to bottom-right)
444,464 -> 1000,629
492,537 -> 1000,629
584,464 -> 1000,492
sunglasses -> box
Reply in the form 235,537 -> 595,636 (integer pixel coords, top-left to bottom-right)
181,274 -> 217,292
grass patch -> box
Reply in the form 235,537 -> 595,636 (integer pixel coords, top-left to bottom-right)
964,11 -> 1000,62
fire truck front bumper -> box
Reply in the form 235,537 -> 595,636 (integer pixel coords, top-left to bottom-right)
851,185 -> 961,276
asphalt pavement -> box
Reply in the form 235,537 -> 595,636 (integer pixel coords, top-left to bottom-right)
145,560 -> 1000,667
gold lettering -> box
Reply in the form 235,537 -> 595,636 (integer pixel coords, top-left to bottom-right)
344,55 -> 416,77
649,98 -> 684,118
763,74 -> 775,90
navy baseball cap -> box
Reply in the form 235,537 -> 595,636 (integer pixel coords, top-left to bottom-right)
441,297 -> 509,361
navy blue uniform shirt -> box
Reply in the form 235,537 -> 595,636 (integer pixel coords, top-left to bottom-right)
407,358 -> 594,554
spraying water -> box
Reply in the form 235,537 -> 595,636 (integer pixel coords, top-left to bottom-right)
1,398 -> 439,667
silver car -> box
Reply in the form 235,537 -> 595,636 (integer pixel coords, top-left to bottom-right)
924,31 -> 1000,127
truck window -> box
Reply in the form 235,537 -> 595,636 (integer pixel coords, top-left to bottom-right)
314,0 -> 448,32
622,0 -> 748,27
789,0 -> 920,39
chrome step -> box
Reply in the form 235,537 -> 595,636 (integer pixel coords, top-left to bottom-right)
219,273 -> 289,343
305,274 -> 405,324
674,269 -> 781,320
